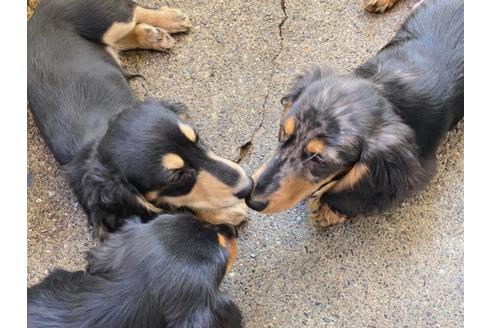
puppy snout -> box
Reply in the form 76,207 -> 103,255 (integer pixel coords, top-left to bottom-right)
234,177 -> 253,199
245,195 -> 268,212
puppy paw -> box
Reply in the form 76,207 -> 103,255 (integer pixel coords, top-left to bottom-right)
195,202 -> 249,226
309,203 -> 347,228
139,25 -> 176,50
158,7 -> 192,33
363,0 -> 398,13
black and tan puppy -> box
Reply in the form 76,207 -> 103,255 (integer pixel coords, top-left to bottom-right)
28,0 -> 252,234
247,0 -> 463,226
28,214 -> 242,328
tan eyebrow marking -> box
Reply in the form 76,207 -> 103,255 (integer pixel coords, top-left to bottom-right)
162,153 -> 185,170
306,139 -> 325,154
178,122 -> 197,143
283,116 -> 296,137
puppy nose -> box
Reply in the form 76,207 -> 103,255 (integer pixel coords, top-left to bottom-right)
245,196 -> 268,212
234,177 -> 253,199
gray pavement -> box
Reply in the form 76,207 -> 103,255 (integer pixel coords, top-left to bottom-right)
28,0 -> 463,326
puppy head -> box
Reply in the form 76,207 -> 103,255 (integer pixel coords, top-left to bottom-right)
247,67 -> 406,213
98,100 -> 252,223
87,214 -> 237,280
86,213 -> 242,326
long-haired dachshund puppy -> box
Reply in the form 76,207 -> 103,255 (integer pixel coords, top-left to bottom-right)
246,0 -> 463,227
28,0 -> 252,235
28,213 -> 242,328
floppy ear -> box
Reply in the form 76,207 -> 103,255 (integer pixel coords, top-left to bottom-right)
329,120 -> 432,215
281,65 -> 335,114
65,152 -> 161,234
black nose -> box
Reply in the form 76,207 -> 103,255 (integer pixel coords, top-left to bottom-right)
245,196 -> 268,212
234,178 -> 253,199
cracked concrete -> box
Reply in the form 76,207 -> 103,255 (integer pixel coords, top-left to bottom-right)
236,0 -> 288,165
28,0 -> 463,327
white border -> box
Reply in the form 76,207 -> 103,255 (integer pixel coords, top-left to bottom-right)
464,0 -> 492,326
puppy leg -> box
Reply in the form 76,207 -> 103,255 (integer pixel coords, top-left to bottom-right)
102,5 -> 191,48
363,0 -> 400,13
194,203 -> 249,226
134,6 -> 192,34
308,196 -> 347,228
114,23 -> 176,51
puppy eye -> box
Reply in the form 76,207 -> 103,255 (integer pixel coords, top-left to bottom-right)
169,168 -> 192,183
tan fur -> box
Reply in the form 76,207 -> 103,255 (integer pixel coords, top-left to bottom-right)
306,139 -> 326,154
136,195 -> 163,214
333,163 -> 369,192
134,6 -> 191,33
194,202 -> 248,226
162,153 -> 185,170
102,17 -> 137,46
160,171 -> 239,210
363,0 -> 400,13
144,151 -> 249,223
283,116 -> 296,138
178,122 -> 197,143
217,234 -> 238,274
226,239 -> 238,274
310,180 -> 338,200
114,23 -> 176,51
308,201 -> 347,228
261,174 -> 335,214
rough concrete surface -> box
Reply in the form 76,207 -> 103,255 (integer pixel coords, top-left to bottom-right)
28,0 -> 464,327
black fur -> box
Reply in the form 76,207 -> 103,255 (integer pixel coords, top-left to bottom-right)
28,214 -> 243,328
247,0 -> 463,218
28,0 -> 251,233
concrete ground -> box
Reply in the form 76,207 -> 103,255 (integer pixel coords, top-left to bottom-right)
28,0 -> 463,327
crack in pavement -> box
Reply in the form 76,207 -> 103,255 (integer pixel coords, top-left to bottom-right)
235,0 -> 288,164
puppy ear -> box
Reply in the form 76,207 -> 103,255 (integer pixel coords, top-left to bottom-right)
335,120 -> 432,208
281,65 -> 335,114
65,154 -> 161,234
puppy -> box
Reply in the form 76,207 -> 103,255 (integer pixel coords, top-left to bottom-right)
246,0 -> 463,227
28,0 -> 252,234
28,213 -> 242,328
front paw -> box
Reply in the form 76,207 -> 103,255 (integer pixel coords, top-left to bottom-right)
140,25 -> 176,50
194,202 -> 249,226
158,7 -> 192,33
308,202 -> 347,228
363,0 -> 398,13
